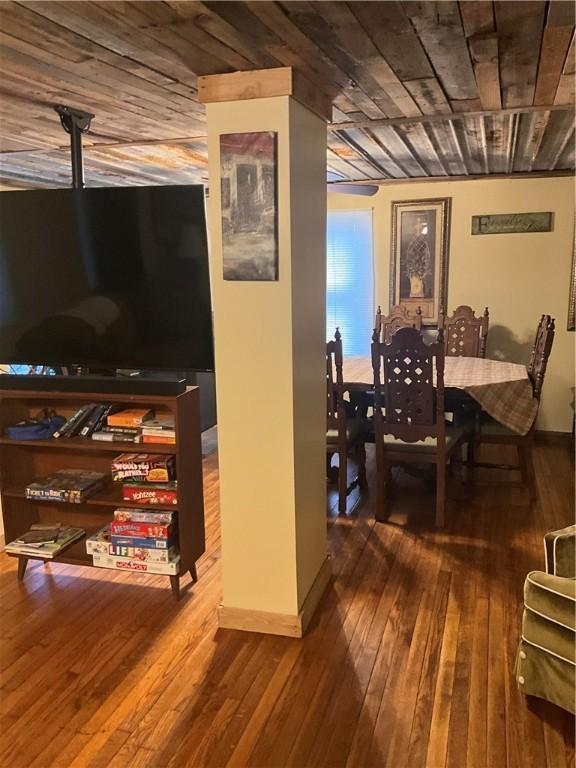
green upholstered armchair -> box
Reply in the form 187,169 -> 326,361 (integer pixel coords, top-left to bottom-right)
516,525 -> 576,714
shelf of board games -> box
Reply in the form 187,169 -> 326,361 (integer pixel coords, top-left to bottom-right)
0,386 -> 205,599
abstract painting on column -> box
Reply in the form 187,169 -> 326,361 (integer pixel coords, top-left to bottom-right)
220,131 -> 278,281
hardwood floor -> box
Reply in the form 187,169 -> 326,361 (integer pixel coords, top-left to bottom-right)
0,438 -> 574,768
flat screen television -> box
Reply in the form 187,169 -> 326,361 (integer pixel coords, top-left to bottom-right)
0,184 -> 214,371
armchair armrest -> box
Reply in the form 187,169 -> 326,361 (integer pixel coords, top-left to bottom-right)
544,525 -> 576,578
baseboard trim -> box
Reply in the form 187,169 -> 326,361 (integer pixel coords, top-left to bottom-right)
534,430 -> 572,446
218,555 -> 333,638
299,554 -> 333,636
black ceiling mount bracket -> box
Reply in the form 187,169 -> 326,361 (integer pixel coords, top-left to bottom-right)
54,104 -> 94,189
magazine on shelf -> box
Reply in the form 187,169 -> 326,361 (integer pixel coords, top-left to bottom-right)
15,522 -> 62,546
5,526 -> 85,559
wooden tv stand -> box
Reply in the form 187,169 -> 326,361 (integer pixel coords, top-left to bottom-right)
0,386 -> 205,600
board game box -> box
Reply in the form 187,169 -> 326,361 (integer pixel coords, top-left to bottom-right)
25,469 -> 107,503
113,508 -> 175,524
109,521 -> 173,538
85,526 -> 113,555
121,484 -> 178,506
92,552 -> 180,575
108,544 -> 177,562
111,453 -> 176,483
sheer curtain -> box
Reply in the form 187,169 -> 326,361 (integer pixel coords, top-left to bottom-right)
326,209 -> 374,356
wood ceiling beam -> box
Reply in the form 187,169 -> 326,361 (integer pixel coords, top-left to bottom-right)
0,135 -> 209,155
328,169 -> 574,187
1,105 -> 569,153
198,67 -> 333,122
328,104 -> 573,130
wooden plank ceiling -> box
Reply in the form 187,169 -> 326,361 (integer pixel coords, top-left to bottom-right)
0,0 -> 574,189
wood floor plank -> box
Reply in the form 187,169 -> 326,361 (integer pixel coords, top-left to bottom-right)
486,517 -> 508,768
0,440 -> 573,768
343,533 -> 419,767
445,523 -> 476,767
466,595 -> 489,768
288,528 -> 403,768
405,570 -> 452,767
425,577 -> 461,768
368,538 -> 442,768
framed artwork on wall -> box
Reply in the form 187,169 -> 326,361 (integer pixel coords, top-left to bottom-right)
471,212 -> 553,235
390,198 -> 451,326
220,131 -> 278,281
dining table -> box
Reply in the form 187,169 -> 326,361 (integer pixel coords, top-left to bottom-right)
343,355 -> 538,436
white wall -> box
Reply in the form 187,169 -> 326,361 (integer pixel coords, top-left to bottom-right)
329,176 -> 575,432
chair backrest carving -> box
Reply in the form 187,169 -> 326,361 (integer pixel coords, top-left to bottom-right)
438,305 -> 489,358
326,328 -> 345,431
375,304 -> 423,344
527,315 -> 555,400
371,326 -> 445,444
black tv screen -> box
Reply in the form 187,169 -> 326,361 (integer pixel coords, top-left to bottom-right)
0,185 -> 214,371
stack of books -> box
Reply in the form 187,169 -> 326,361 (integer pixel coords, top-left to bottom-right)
53,403 -> 113,439
141,414 -> 176,445
6,523 -> 85,559
51,405 -> 177,446
52,404 -> 157,443
25,469 -> 107,503
92,407 -> 153,443
86,510 -> 179,575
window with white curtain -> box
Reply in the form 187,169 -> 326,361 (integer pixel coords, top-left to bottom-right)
326,209 -> 374,356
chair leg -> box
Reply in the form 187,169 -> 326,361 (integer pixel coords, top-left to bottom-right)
326,452 -> 336,482
375,443 -> 382,519
518,441 -> 537,501
338,449 -> 347,514
375,447 -> 389,523
466,435 -> 476,484
357,441 -> 367,489
435,462 -> 446,528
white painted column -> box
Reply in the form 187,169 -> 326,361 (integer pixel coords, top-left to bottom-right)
202,71 -> 329,636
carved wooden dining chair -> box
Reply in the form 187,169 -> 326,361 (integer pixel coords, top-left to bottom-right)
471,315 -> 556,499
327,329 -> 367,514
438,305 -> 489,358
375,304 -> 423,344
371,326 -> 471,527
